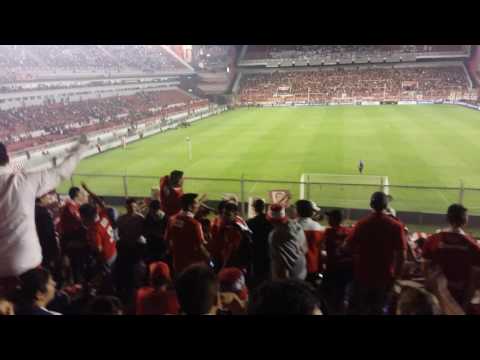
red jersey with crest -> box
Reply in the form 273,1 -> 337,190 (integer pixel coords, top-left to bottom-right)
423,230 -> 480,304
86,210 -> 117,263
59,200 -> 82,237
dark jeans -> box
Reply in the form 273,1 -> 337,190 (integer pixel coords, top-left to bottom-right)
65,247 -> 90,284
347,280 -> 394,315
323,269 -> 353,314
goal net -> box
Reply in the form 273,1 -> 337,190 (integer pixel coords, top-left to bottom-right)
300,173 -> 389,209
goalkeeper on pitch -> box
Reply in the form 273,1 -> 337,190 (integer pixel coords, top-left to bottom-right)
358,160 -> 365,174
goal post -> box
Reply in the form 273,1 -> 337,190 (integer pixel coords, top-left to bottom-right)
300,173 -> 390,207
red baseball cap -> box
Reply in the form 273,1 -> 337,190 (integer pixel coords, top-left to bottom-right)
218,267 -> 248,301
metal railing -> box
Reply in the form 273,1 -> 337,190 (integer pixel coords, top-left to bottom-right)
63,173 -> 480,216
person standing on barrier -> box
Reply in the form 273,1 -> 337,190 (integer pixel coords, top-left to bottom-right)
160,170 -> 184,218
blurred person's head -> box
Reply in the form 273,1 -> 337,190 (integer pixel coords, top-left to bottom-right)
18,268 -> 57,308
396,284 -> 442,315
0,298 -> 14,315
224,202 -> 238,222
170,170 -> 184,187
87,296 -> 124,315
248,279 -> 322,315
148,199 -> 161,215
69,186 -> 88,205
326,209 -> 343,227
125,198 -> 138,214
175,264 -> 220,315
218,268 -> 248,301
370,191 -> 388,213
196,204 -> 214,219
285,205 -> 298,220
79,203 -> 97,227
0,142 -> 9,166
447,204 -> 468,228
36,193 -> 51,207
217,200 -> 228,216
252,198 -> 266,215
296,200 -> 318,218
149,261 -> 171,288
181,193 -> 200,213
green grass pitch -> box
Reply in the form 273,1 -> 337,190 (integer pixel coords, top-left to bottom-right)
59,104 -> 480,214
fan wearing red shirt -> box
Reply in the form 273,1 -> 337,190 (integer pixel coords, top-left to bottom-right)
423,204 -> 480,309
159,170 -> 184,217
346,192 -> 406,315
59,186 -> 89,283
295,200 -> 325,283
210,202 -> 252,274
79,204 -> 117,267
59,186 -> 88,245
165,193 -> 211,274
209,200 -> 228,255
136,261 -> 180,315
323,209 -> 353,314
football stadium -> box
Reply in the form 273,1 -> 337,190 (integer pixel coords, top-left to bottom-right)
1,45 -> 480,315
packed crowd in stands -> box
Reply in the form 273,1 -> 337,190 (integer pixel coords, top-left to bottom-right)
239,66 -> 469,103
0,89 -> 209,152
0,138 -> 478,315
244,45 -> 468,61
0,45 -> 189,83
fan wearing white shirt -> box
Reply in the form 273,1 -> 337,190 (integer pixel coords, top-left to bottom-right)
0,135 -> 89,296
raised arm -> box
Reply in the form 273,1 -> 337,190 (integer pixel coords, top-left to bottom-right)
28,135 -> 90,197
81,181 -> 105,210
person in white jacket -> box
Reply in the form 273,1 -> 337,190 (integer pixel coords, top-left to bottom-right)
0,135 -> 89,291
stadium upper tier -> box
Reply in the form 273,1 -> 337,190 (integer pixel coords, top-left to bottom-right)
0,45 -> 192,83
240,45 -> 470,65
238,65 -> 470,103
0,89 -> 209,152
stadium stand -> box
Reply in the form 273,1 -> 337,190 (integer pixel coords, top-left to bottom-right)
0,45 -> 191,82
0,89 -> 208,151
238,65 -> 469,103
243,45 -> 469,61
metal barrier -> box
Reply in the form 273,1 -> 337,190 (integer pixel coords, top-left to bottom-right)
62,173 -> 480,216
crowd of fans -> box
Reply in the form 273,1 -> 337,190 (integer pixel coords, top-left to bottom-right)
239,66 -> 469,103
244,45 -> 468,61
0,90 -> 209,152
0,45 -> 189,83
0,153 -> 478,315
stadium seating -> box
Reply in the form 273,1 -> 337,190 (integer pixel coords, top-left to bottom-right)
0,45 -> 190,81
238,66 -> 469,103
0,89 -> 209,151
243,45 -> 468,61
